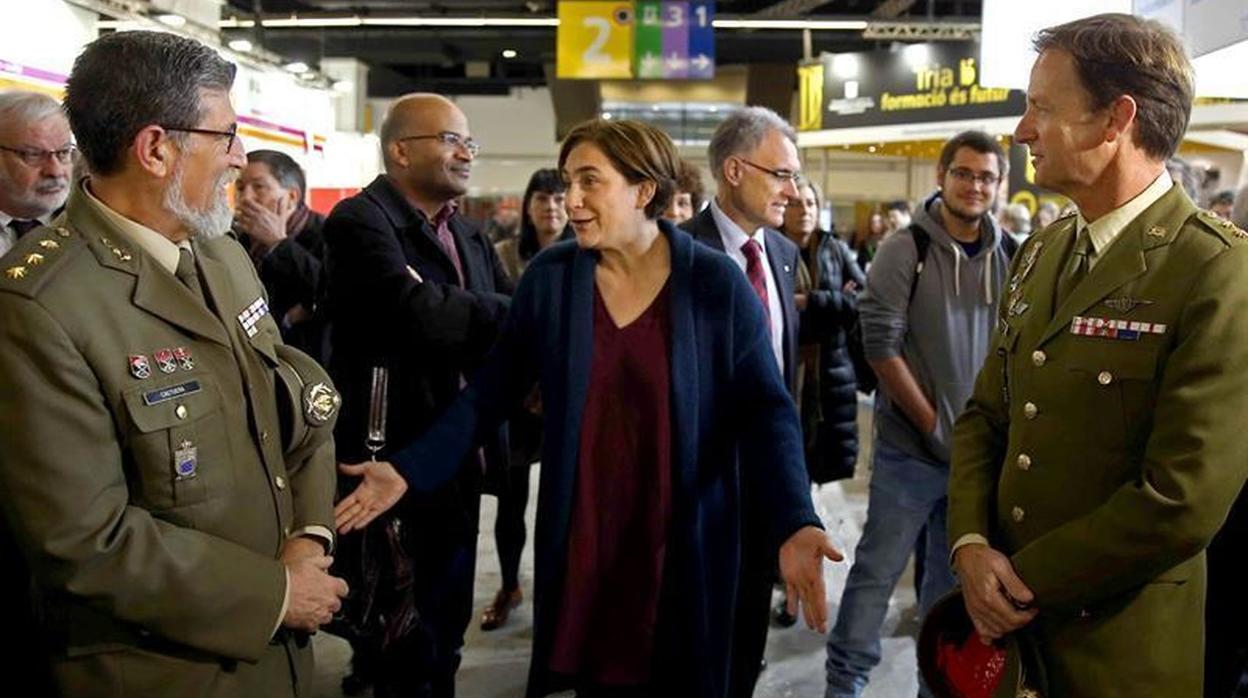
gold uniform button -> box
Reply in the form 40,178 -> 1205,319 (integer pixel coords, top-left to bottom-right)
1023,402 -> 1038,419
1012,506 -> 1026,523
1097,371 -> 1114,385
260,430 -> 269,443
1017,454 -> 1032,471
175,404 -> 188,420
1031,350 -> 1047,367
275,475 -> 287,491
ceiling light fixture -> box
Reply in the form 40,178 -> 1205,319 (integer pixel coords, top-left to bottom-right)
156,13 -> 187,28
284,61 -> 309,73
502,49 -> 518,59
228,38 -> 253,53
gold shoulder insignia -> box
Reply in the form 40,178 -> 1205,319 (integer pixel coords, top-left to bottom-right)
1195,209 -> 1247,243
0,225 -> 86,296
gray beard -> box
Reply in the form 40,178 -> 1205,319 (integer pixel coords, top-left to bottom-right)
164,163 -> 234,240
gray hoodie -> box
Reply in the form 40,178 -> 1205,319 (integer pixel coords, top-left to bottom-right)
859,191 -> 1011,464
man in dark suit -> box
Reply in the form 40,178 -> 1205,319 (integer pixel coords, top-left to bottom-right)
235,149 -> 328,363
682,105 -> 803,697
323,93 -> 511,697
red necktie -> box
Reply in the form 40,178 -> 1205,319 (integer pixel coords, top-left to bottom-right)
741,238 -> 770,322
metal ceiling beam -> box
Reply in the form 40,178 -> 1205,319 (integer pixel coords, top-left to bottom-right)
870,0 -> 918,18
862,20 -> 979,40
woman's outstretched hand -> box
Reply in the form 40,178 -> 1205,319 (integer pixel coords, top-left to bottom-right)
334,460 -> 408,533
779,525 -> 844,633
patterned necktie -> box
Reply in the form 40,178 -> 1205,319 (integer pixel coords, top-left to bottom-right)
741,238 -> 771,322
9,219 -> 40,238
175,247 -> 207,308
1055,227 -> 1091,308
433,216 -> 465,288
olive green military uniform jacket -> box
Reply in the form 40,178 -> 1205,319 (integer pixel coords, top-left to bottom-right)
0,185 -> 338,697
950,184 -> 1248,697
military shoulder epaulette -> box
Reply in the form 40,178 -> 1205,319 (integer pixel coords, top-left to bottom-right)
1193,209 -> 1247,246
0,225 -> 86,298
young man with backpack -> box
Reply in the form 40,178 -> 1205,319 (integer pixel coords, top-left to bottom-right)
825,130 -> 1014,698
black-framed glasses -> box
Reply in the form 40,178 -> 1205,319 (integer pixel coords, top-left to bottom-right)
397,131 -> 481,157
739,158 -> 800,183
948,167 -> 1001,187
0,144 -> 76,167
162,124 -> 239,153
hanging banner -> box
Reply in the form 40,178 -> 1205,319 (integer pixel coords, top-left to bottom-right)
800,42 -> 1025,131
558,1 -> 714,80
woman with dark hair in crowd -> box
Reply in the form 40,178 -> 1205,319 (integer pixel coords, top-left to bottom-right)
335,118 -> 841,697
495,168 -> 570,280
780,176 -> 865,493
853,210 -> 887,271
663,158 -> 705,224
481,168 -> 570,632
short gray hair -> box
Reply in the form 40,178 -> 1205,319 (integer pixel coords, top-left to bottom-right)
0,91 -> 65,132
1002,203 -> 1032,234
65,31 -> 236,176
707,106 -> 796,182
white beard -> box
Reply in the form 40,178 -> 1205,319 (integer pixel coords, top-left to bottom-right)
164,161 -> 235,240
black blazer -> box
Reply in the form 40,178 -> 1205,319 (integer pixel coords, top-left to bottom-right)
239,209 -> 328,363
682,206 -> 800,396
323,175 -> 512,468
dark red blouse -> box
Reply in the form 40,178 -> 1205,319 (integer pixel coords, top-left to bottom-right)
548,280 -> 674,687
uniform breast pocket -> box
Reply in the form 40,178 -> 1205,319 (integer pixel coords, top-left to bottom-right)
121,376 -> 234,511
1066,346 -> 1160,452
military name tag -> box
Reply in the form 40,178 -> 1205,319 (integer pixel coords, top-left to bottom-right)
1070,315 -> 1167,340
237,297 -> 269,338
174,440 -> 198,480
142,380 -> 202,406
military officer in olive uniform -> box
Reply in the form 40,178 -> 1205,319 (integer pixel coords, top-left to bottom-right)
0,32 -> 348,697
949,14 -> 1248,697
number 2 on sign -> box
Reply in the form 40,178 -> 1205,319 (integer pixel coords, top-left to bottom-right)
582,16 -> 611,64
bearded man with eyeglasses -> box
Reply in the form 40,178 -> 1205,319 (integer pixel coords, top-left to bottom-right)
0,91 -> 72,259
322,92 -> 512,697
824,130 -> 1015,698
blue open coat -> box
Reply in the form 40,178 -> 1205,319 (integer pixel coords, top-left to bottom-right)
391,221 -> 821,697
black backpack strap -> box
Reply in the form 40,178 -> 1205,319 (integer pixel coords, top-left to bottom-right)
1000,230 -> 1019,259
908,224 -> 931,301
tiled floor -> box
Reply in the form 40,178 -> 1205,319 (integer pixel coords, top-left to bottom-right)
312,400 -> 922,697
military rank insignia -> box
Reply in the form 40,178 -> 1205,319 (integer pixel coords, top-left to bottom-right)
174,346 -> 194,371
129,354 -> 152,379
304,382 -> 342,426
1070,315 -> 1167,340
154,348 -> 177,374
174,440 -> 198,480
237,297 -> 269,338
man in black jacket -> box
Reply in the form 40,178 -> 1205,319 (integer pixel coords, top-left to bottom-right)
323,93 -> 512,697
235,149 -> 327,362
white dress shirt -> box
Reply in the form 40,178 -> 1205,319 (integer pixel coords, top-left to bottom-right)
710,198 -> 785,375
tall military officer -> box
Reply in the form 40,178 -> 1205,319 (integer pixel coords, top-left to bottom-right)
949,14 -> 1248,697
0,31 -> 348,697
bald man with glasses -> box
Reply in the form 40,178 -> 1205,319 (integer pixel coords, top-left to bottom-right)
323,92 -> 511,697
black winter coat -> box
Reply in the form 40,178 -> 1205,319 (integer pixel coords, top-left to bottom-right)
799,229 -> 867,483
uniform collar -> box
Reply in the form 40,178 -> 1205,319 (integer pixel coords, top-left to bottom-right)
1076,169 -> 1172,259
80,180 -> 182,274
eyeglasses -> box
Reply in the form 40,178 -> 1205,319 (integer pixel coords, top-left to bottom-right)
162,124 -> 239,153
397,132 -> 481,157
948,167 -> 1001,188
739,158 -> 800,183
0,144 -> 76,167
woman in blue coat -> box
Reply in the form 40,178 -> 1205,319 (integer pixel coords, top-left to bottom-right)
336,118 -> 841,697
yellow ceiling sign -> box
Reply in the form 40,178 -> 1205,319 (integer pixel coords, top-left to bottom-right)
557,2 -> 636,79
